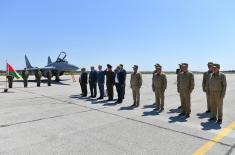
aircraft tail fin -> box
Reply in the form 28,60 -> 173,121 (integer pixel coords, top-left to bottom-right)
25,55 -> 33,69
48,56 -> 52,65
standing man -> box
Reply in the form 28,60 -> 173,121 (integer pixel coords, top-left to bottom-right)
89,66 -> 98,98
22,68 -> 29,88
35,69 -> 42,87
114,66 -> 120,101
130,65 -> 142,107
177,63 -> 194,118
97,65 -> 105,100
46,70 -> 52,86
79,68 -> 88,97
119,64 -> 127,99
105,64 -> 115,101
177,64 -> 183,109
202,62 -> 213,113
114,66 -> 125,103
152,64 -> 167,111
208,64 -> 227,124
7,75 -> 14,88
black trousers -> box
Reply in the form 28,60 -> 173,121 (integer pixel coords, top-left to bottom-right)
80,83 -> 87,96
106,84 -> 113,100
36,79 -> 41,87
23,79 -> 28,87
8,82 -> 13,88
48,78 -> 51,86
115,83 -> 123,103
122,84 -> 126,99
89,82 -> 97,97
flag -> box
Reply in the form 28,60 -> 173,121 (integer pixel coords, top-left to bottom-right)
6,63 -> 22,79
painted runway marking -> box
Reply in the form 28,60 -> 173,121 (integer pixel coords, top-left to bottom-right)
193,121 -> 235,155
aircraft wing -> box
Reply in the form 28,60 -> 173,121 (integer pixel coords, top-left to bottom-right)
27,67 -> 55,72
26,66 -> 56,71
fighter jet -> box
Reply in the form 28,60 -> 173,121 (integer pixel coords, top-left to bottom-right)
25,52 -> 79,82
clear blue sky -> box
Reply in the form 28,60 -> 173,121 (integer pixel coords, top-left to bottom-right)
0,0 -> 235,71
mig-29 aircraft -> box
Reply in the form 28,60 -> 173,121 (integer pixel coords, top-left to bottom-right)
25,52 -> 79,82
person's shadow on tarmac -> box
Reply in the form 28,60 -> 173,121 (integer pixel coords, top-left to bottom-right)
142,103 -> 156,109
168,115 -> 188,123
197,112 -> 211,119
167,108 -> 181,114
142,109 -> 162,116
119,105 -> 138,111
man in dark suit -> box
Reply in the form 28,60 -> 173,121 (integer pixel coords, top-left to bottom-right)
119,64 -> 127,99
105,64 -> 115,101
115,65 -> 126,103
89,66 -> 98,98
79,68 -> 88,97
97,65 -> 105,100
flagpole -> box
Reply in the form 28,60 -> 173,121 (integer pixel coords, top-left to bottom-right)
5,60 -> 8,92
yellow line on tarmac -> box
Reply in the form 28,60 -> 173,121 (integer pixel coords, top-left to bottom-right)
193,121 -> 235,155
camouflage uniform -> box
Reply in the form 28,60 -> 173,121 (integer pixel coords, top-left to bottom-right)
176,64 -> 182,109
202,70 -> 213,111
35,70 -> 42,87
209,70 -> 227,121
130,72 -> 142,106
177,71 -> 194,115
152,72 -> 167,109
47,70 -> 52,86
22,70 -> 29,88
106,70 -> 115,101
7,76 -> 14,88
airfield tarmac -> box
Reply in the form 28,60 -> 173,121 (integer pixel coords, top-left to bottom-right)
0,74 -> 235,155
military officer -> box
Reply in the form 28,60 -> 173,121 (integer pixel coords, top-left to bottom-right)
202,62 -> 214,113
177,64 -> 183,109
46,70 -> 52,86
119,64 -> 127,99
79,68 -> 88,97
35,69 -> 42,87
105,64 -> 115,101
22,68 -> 29,88
152,64 -> 167,111
208,64 -> 227,124
130,65 -> 142,107
7,75 -> 14,88
177,63 -> 194,118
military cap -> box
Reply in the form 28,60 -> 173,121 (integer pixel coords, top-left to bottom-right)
207,62 -> 213,66
181,63 -> 188,66
154,63 -> 161,67
107,64 -> 112,68
132,65 -> 138,69
213,63 -> 220,69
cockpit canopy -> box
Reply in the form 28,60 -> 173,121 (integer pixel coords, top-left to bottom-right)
56,51 -> 68,63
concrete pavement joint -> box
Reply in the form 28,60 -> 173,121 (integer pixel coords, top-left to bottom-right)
225,143 -> 235,155
0,109 -> 94,128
